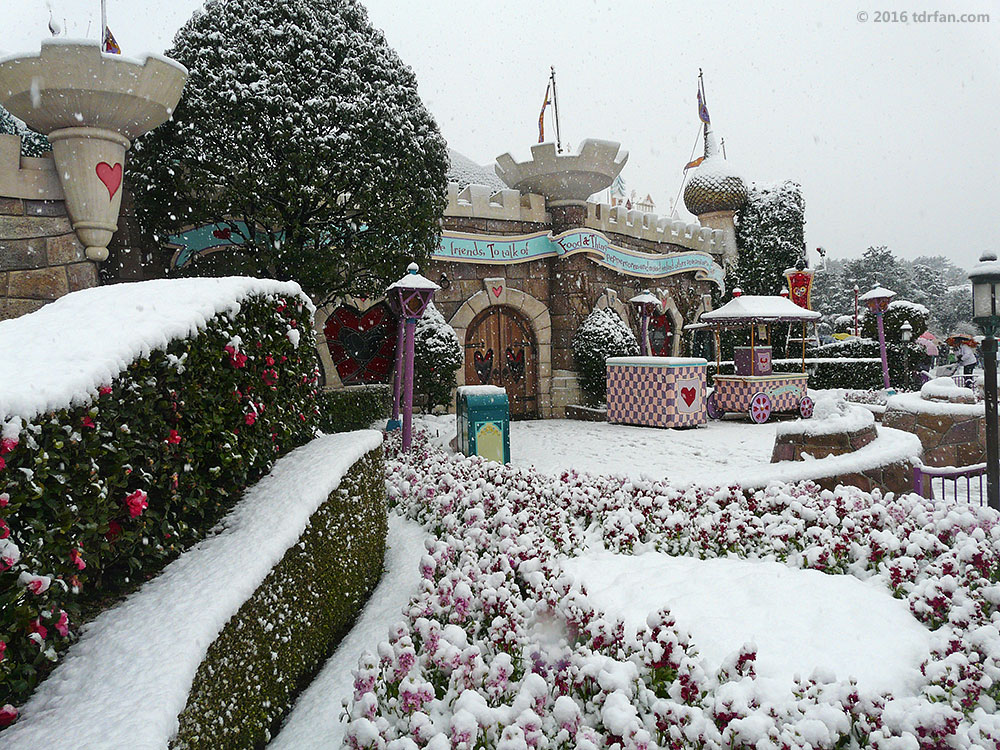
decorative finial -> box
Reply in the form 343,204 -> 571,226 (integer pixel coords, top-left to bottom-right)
407,262 -> 419,274
732,287 -> 743,297
980,252 -> 998,263
48,12 -> 62,36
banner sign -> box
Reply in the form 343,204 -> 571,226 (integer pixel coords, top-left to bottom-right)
434,229 -> 725,290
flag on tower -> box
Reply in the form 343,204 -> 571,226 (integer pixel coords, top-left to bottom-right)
697,88 -> 710,124
103,26 -> 121,54
537,83 -> 551,143
684,156 -> 705,170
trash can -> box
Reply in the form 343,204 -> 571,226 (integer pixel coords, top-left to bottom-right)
456,385 -> 510,464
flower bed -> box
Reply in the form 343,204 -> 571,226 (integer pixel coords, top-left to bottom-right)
0,278 -> 323,716
345,433 -> 1000,749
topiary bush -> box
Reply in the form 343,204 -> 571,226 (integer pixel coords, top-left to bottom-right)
572,308 -> 639,406
318,384 -> 391,433
171,446 -> 385,749
0,285 -> 322,716
860,299 -> 929,341
413,302 -> 462,412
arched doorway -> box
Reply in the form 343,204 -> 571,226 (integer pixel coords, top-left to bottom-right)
648,313 -> 673,357
464,305 -> 538,417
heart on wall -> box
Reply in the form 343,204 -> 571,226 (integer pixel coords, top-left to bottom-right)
95,161 -> 123,200
324,302 -> 397,384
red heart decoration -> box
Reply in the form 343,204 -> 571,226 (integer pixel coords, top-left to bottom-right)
681,387 -> 697,407
491,286 -> 503,298
95,161 -> 123,200
324,303 -> 397,384
213,228 -> 232,240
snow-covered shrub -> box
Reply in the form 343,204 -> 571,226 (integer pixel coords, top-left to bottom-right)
0,281 -> 322,716
318,384 -> 391,433
861,299 -> 930,341
346,434 -> 1000,749
414,303 -> 462,412
834,314 -> 855,334
573,309 -> 639,406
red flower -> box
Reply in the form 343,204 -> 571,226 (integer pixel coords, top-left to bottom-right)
166,430 -> 181,445
224,346 -> 248,369
0,457 -> 5,471
99,385 -> 113,396
245,412 -> 257,426
28,618 -> 47,640
70,547 -> 86,570
276,300 -> 287,313
0,519 -> 8,539
81,416 -> 96,429
0,437 -> 17,455
0,492 -> 8,507
262,369 -> 278,387
54,610 -> 69,638
0,640 -> 5,662
124,489 -> 148,518
0,704 -> 17,728
265,355 -> 275,366
106,520 -> 122,541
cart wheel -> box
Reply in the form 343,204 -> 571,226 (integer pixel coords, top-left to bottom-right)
706,392 -> 722,420
799,396 -> 815,419
748,392 -> 771,424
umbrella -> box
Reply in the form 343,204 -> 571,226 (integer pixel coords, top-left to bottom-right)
947,334 -> 978,348
917,331 -> 939,356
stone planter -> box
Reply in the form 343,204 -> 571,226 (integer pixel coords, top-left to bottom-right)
770,422 -> 877,462
883,382 -> 985,467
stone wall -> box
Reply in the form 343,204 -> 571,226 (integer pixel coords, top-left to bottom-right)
770,422 -> 877,462
811,459 -> 915,496
883,406 -> 985,466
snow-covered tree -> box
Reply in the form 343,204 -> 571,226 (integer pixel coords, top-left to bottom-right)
861,299 -> 929,341
572,308 -> 639,406
413,303 -> 462,412
732,181 -> 805,295
130,0 -> 448,302
0,103 -> 50,156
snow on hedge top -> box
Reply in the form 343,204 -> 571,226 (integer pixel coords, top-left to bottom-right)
701,295 -> 821,323
775,395 -> 874,437
0,277 -> 311,422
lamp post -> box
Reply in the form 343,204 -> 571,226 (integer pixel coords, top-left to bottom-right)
387,263 -> 439,451
629,290 -> 660,356
859,283 -> 897,391
853,284 -> 860,336
969,251 -> 1000,510
386,294 -> 405,432
901,320 -> 913,391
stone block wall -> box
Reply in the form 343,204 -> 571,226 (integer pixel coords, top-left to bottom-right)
883,407 -> 985,466
770,423 -> 877,462
812,458 -> 915,496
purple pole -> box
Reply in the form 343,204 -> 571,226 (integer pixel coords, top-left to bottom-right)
876,311 -> 891,390
387,316 -> 405,430
640,310 -> 650,356
401,317 -> 417,451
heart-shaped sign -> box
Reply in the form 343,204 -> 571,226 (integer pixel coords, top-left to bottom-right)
505,347 -> 525,380
213,228 -> 232,240
473,349 -> 494,384
324,303 -> 397,384
95,161 -> 123,200
680,387 -> 697,407
491,285 -> 503,298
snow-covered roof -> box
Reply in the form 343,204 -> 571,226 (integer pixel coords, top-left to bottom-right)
446,148 -> 507,191
858,286 -> 897,302
700,295 -> 822,323
387,271 -> 440,291
628,292 -> 660,306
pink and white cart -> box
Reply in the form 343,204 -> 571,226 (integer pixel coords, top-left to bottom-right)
694,295 -> 822,424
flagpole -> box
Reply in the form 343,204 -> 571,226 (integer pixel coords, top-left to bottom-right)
550,66 -> 562,154
101,0 -> 107,45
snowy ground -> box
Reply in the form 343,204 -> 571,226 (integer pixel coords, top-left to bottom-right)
269,514 -> 427,749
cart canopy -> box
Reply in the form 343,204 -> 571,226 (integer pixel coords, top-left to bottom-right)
700,295 -> 822,325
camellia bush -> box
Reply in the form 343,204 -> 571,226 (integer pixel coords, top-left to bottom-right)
0,284 -> 322,718
573,309 -> 640,406
414,303 -> 462,413
344,433 -> 1000,749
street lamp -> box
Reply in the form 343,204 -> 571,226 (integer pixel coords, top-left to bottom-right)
629,290 -> 660,356
859,283 -> 897,391
901,320 -> 913,391
385,293 -> 405,432
969,251 -> 1000,510
853,284 -> 860,337
386,263 -> 439,451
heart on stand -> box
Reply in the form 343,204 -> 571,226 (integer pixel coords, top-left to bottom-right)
505,347 -> 525,380
680,387 -> 697,407
324,302 -> 397,384
95,161 -> 123,200
473,349 -> 494,383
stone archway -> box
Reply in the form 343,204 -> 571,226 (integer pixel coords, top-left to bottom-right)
651,290 -> 685,357
450,279 -> 552,417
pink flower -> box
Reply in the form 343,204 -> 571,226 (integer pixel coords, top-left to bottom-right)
166,429 -> 181,445
0,640 -> 5,661
224,346 -> 248,369
262,369 -> 278,387
0,492 -> 8,507
0,456 -> 5,471
99,385 -> 113,396
0,519 -> 8,539
245,412 -> 257,426
81,416 -> 96,429
27,618 -> 47,641
19,572 -> 51,595
54,610 -> 69,638
70,547 -> 86,571
0,704 -> 17,728
0,437 -> 16,455
124,489 -> 148,519
265,355 -> 275,366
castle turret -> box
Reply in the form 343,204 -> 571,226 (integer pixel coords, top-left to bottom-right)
683,130 -> 746,266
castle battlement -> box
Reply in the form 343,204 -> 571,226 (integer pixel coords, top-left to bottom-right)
584,201 -> 723,254
0,133 -> 63,201
444,182 -> 548,223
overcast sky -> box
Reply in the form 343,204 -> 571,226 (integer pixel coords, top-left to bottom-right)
5,0 -> 998,270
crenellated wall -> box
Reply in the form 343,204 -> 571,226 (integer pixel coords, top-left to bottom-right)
0,134 -> 98,320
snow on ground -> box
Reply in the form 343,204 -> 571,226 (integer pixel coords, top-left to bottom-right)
562,549 -> 932,703
269,513 -> 427,750
3,431 -> 381,750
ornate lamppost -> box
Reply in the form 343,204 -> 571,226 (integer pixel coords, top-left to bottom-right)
629,290 -> 660,356
969,252 -> 1000,510
901,320 -> 913,391
386,293 -> 405,432
387,263 -> 439,451
853,284 -> 860,336
859,284 -> 896,391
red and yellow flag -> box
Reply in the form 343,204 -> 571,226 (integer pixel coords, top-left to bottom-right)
103,27 -> 121,55
537,83 -> 551,143
684,156 -> 704,170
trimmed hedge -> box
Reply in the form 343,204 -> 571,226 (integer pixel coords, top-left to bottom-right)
318,384 -> 391,433
0,291 -> 322,711
171,446 -> 386,749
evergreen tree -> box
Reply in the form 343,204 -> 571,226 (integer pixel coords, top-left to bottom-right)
129,0 -> 448,303
0,103 -> 51,156
732,181 -> 805,295
413,303 -> 462,412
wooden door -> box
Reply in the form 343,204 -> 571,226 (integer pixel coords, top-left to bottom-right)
465,306 -> 538,418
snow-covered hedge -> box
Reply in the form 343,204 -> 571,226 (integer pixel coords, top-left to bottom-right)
707,357 -> 884,390
345,434 -> 1000,749
0,278 -> 322,717
319,384 -> 392,433
414,303 -> 462,412
573,309 -> 639,406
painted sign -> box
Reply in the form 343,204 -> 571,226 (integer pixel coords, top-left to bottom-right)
784,268 -> 815,310
434,229 -> 725,290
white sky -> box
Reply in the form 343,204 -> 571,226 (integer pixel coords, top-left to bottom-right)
4,0 -> 998,269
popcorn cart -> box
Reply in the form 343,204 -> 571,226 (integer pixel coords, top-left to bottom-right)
694,295 -> 822,423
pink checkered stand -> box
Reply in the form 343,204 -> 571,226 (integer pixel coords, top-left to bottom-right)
606,357 -> 709,428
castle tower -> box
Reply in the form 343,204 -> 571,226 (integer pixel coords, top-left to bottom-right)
682,129 -> 747,267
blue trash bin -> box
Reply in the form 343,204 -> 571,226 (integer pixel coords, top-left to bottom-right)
456,385 -> 510,464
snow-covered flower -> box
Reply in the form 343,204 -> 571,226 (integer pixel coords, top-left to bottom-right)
18,572 -> 51,595
124,489 -> 148,519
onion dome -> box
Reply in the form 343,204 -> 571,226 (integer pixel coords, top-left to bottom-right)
683,131 -> 748,216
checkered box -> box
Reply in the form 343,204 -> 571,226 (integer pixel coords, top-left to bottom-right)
606,357 -> 707,428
